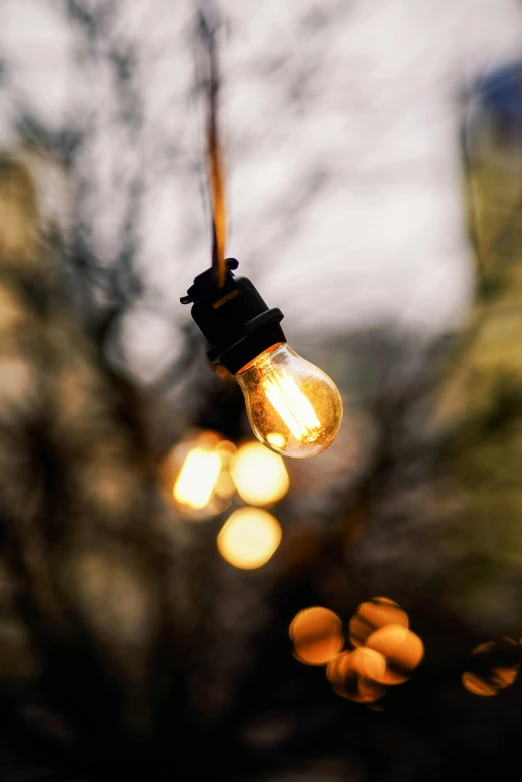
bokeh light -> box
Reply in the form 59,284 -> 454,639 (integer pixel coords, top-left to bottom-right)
349,597 -> 409,648
217,507 -> 282,569
326,649 -> 388,703
463,640 -> 519,697
162,430 -> 236,519
289,607 -> 343,666
231,441 -> 289,506
366,624 -> 424,685
173,448 -> 222,509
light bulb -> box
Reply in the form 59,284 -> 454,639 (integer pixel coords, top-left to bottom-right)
162,430 -> 236,519
217,506 -> 282,569
230,440 -> 289,504
181,259 -> 344,458
236,343 -> 342,458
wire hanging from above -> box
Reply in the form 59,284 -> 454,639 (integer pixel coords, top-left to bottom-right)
196,2 -> 227,289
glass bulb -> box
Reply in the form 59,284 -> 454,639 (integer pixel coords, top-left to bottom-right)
236,343 -> 343,458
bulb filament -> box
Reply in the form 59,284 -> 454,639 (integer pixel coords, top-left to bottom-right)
262,367 -> 320,443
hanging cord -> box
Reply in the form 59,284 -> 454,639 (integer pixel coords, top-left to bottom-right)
197,4 -> 227,288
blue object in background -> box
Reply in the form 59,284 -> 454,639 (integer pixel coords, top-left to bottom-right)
477,62 -> 522,132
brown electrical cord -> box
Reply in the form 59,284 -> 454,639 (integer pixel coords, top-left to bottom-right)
199,5 -> 227,288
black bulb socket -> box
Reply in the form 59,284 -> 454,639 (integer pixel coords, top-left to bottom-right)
181,259 -> 286,375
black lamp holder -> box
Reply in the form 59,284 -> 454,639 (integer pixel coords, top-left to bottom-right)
181,259 -> 286,375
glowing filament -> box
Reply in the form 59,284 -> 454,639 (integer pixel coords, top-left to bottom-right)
173,448 -> 222,510
262,368 -> 320,442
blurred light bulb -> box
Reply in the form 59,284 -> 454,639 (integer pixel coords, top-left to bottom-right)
231,441 -> 289,506
327,649 -> 388,703
463,639 -> 519,697
349,597 -> 409,648
289,607 -> 344,666
366,625 -> 424,685
236,344 -> 343,458
162,430 -> 235,519
173,448 -> 222,510
217,507 -> 282,569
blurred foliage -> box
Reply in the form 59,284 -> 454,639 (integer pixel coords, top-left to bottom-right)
436,101 -> 522,632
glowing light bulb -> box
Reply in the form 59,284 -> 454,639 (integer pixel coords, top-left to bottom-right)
162,430 -> 236,519
173,448 -> 222,510
231,441 -> 289,506
289,607 -> 344,666
181,261 -> 343,458
236,343 -> 343,458
217,507 -> 282,569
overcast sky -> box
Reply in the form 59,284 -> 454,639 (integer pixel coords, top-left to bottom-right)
1,0 -> 522,383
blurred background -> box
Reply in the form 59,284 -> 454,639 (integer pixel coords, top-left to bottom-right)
1,0 -> 522,779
